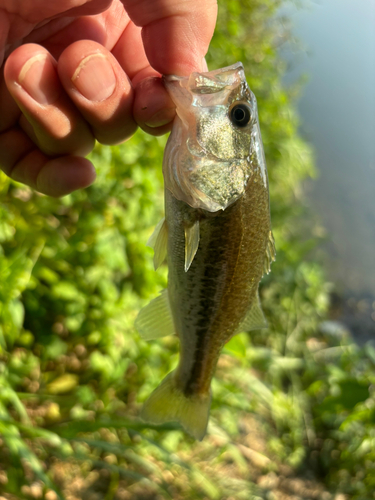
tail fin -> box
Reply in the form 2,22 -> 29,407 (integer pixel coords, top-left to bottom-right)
141,371 -> 211,440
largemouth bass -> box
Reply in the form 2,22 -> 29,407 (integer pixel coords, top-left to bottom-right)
136,62 -> 275,440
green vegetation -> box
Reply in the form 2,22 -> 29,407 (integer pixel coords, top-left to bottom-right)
1,1 -> 374,499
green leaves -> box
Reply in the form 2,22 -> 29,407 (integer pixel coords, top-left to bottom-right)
0,1 -> 371,498
319,379 -> 370,413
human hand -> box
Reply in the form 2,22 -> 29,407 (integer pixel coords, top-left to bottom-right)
0,0 -> 217,196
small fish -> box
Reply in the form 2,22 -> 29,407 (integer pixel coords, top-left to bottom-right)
135,62 -> 275,440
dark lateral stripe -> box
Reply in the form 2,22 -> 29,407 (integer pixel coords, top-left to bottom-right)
183,233 -> 227,396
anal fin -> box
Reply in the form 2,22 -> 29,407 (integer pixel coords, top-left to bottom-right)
135,289 -> 175,340
236,290 -> 268,333
184,221 -> 200,272
147,218 -> 168,270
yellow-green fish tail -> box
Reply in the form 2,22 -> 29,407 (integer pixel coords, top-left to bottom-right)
141,371 -> 211,440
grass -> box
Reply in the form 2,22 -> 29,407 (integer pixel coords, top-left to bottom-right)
1,1 -> 375,499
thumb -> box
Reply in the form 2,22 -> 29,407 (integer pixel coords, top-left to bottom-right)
122,0 -> 217,75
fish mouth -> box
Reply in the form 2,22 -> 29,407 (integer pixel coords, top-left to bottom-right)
163,62 -> 245,91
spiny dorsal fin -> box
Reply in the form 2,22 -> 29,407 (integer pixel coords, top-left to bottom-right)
184,221 -> 200,272
263,230 -> 276,275
135,289 -> 175,340
147,218 -> 168,270
236,290 -> 267,333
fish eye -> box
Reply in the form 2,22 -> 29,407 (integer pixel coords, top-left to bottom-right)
229,103 -> 251,128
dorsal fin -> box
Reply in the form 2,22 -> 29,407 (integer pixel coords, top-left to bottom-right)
184,221 -> 200,272
147,218 -> 168,270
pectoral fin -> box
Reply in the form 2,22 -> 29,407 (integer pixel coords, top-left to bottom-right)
236,291 -> 268,333
135,289 -> 175,340
147,218 -> 168,270
184,221 -> 200,272
263,230 -> 276,275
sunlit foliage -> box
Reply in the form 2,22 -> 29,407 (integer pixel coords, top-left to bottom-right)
0,1 -> 374,499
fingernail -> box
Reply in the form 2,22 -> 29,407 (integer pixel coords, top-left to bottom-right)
72,53 -> 116,102
19,54 -> 61,105
145,108 -> 175,128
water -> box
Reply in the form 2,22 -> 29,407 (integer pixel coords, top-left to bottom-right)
282,0 -> 375,295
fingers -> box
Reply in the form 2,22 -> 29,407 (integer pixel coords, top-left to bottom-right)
31,0 -> 130,61
4,44 -> 95,156
9,0 -> 113,27
2,39 -> 137,195
119,0 -> 217,135
0,128 -> 96,196
110,18 -> 175,135
1,43 -> 98,195
0,69 -> 21,133
57,40 -> 137,145
133,77 -> 175,136
123,0 -> 218,75
1,0 -> 218,197
5,41 -> 137,150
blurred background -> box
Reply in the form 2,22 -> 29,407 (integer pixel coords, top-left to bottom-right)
281,0 -> 375,344
1,1 -> 375,499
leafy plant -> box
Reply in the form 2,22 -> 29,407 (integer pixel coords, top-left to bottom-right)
1,1 -> 370,499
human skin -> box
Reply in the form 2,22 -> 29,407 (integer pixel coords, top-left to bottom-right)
0,0 -> 217,196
